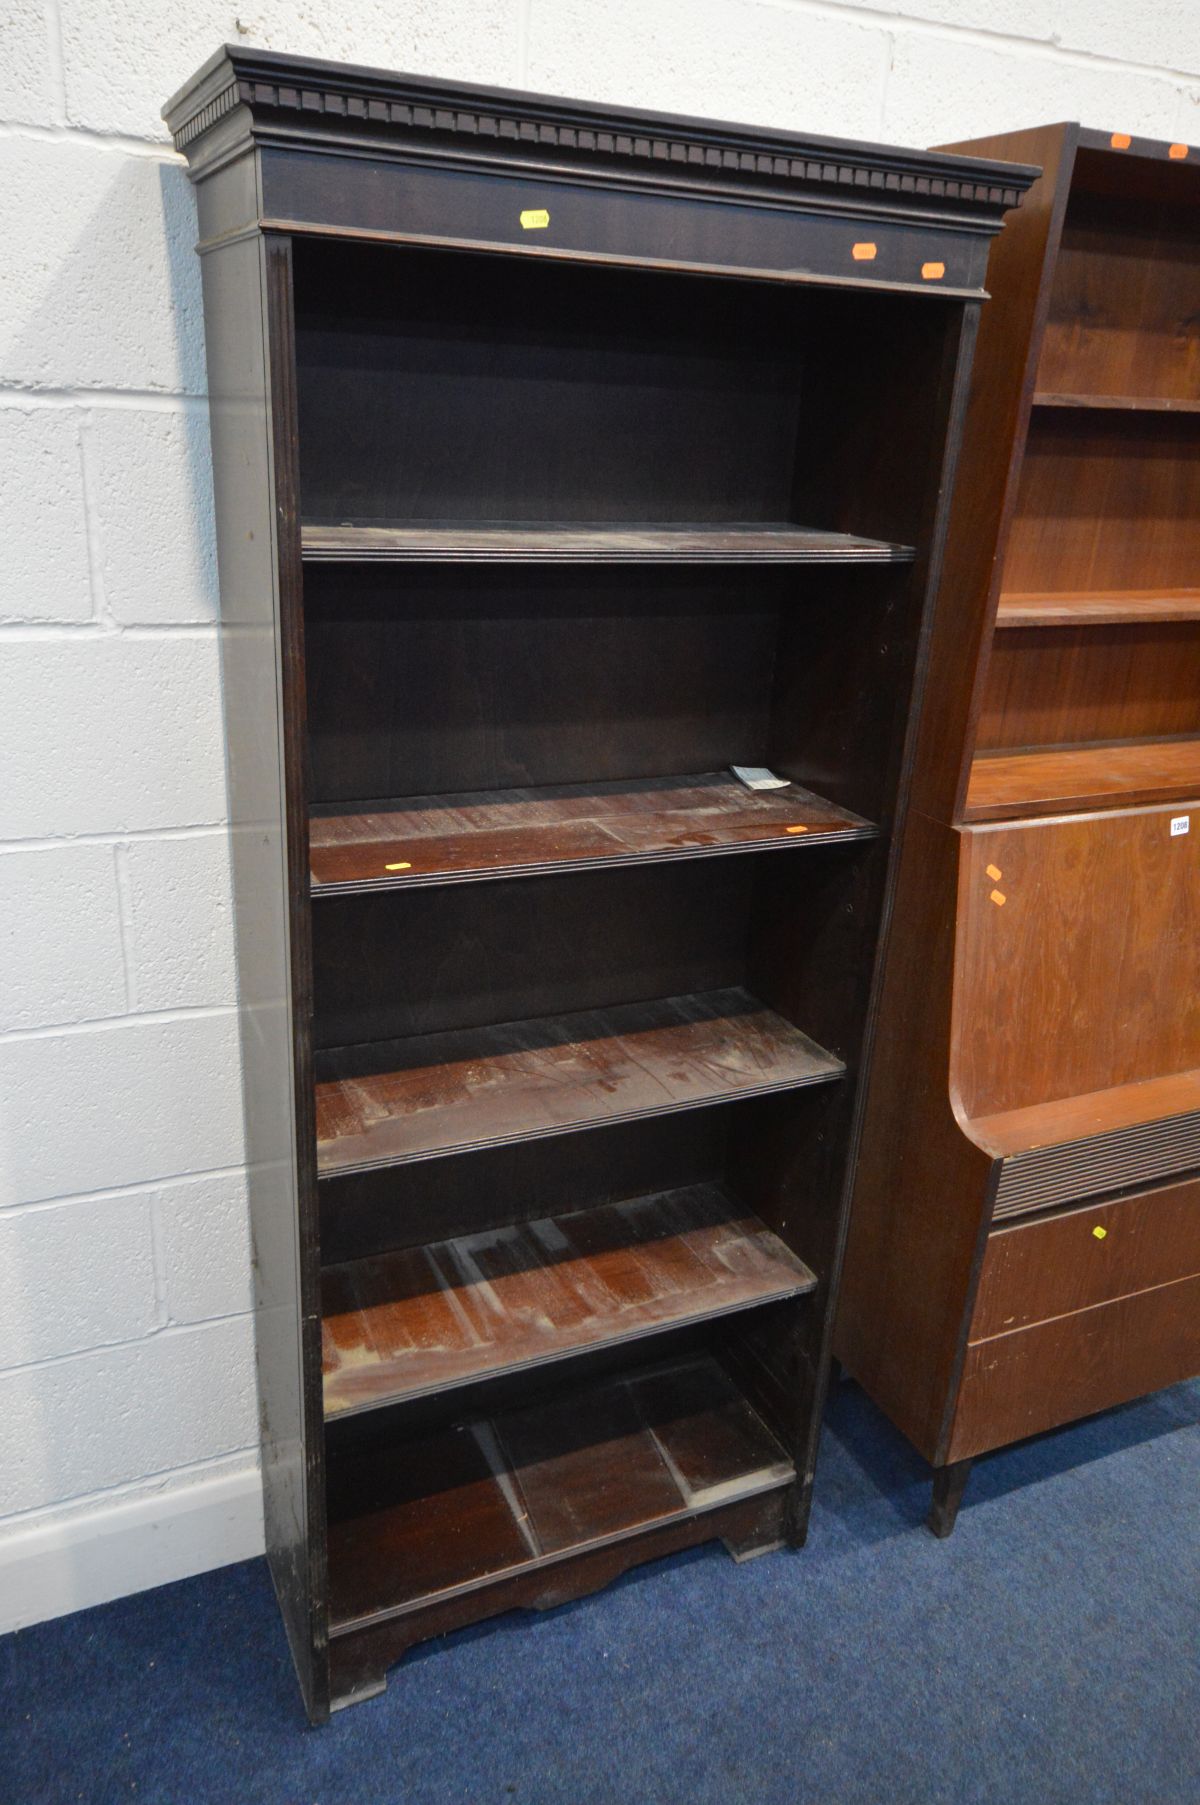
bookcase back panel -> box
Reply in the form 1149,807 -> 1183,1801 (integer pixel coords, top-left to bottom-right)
311,859 -> 754,1050
1035,177 -> 1200,402
318,1110 -> 730,1264
1001,411 -> 1200,594
977,623 -> 1200,750
303,566 -> 779,802
294,240 -> 805,525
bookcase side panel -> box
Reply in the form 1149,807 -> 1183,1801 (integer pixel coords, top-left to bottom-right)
198,196 -> 329,1720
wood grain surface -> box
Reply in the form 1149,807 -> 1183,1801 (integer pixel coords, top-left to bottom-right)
310,772 -> 876,893
994,588 -> 1200,628
955,810 -> 1200,1118
966,737 -> 1200,817
316,988 -> 844,1175
1034,182 -> 1200,403
1000,411 -> 1200,596
970,1065 -> 1200,1157
326,1354 -> 793,1632
949,1272 -> 1200,1460
301,521 -> 916,563
321,1182 -> 816,1416
971,1177 -> 1200,1339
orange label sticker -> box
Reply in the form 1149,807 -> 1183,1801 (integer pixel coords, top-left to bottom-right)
921,261 -> 945,280
985,863 -> 1002,881
852,242 -> 877,261
1092,1225 -> 1108,1240
785,825 -> 809,834
1169,143 -> 1189,159
520,208 -> 550,229
990,888 -> 1006,907
1110,132 -> 1131,149
385,861 -> 413,872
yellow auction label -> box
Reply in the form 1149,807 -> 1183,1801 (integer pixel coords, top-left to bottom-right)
520,208 -> 550,229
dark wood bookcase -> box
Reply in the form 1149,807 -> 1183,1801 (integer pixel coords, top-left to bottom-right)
835,124 -> 1200,1536
165,46 -> 1029,1718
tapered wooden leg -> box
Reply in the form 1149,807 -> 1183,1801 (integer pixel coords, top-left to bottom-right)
928,1457 -> 974,1538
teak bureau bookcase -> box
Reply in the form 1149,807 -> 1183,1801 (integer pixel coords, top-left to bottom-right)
165,46 -> 1030,1717
835,123 -> 1200,1536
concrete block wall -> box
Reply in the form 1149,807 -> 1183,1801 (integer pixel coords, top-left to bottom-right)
1,1 -> 1196,1631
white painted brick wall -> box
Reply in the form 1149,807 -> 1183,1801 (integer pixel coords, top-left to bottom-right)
1,0 -> 1196,1631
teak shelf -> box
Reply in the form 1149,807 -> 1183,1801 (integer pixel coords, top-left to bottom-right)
966,736 -> 1200,818
165,45 -> 1028,1719
994,591 -> 1200,629
835,123 -> 1200,1539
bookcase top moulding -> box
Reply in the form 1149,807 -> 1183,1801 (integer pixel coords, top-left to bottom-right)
164,46 -> 1036,297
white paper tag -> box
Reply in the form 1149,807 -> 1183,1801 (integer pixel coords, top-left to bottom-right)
731,765 -> 791,792
1170,816 -> 1190,836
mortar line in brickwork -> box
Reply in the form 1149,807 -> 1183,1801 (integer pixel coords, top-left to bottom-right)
42,0 -> 66,128
76,410 -> 111,628
0,1311 -> 255,1382
0,1001 -> 236,1046
0,824 -> 251,854
147,1189 -> 172,1332
0,388 -> 209,411
0,119 -> 181,158
0,622 -> 219,639
112,842 -> 139,1014
0,1165 -> 249,1219
773,0 -> 1200,85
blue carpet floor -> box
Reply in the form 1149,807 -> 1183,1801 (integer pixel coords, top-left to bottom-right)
2,1378 -> 1198,1805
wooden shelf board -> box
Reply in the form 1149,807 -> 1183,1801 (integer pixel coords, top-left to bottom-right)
326,1353 -> 793,1634
300,520 -> 915,564
964,738 -> 1200,820
310,772 -> 877,895
995,589 -> 1200,629
1032,392 -> 1200,414
969,1066 -> 1200,1160
322,1182 -> 816,1419
315,987 -> 844,1178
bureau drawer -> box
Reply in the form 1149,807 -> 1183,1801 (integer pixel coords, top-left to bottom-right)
972,1176 -> 1200,1341
949,1272 -> 1200,1461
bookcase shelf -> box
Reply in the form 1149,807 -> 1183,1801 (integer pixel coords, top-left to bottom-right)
321,1182 -> 816,1419
966,736 -> 1200,819
326,1355 -> 794,1638
1032,393 -> 1200,414
315,988 -> 844,1176
301,521 -> 915,565
310,772 -> 877,895
995,590 -> 1200,628
168,44 -> 1026,1717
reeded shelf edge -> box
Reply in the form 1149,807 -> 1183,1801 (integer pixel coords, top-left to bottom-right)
300,520 -> 917,564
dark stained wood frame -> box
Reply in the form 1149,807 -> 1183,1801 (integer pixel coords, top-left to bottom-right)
166,46 -> 1030,1718
835,122 -> 1200,1536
